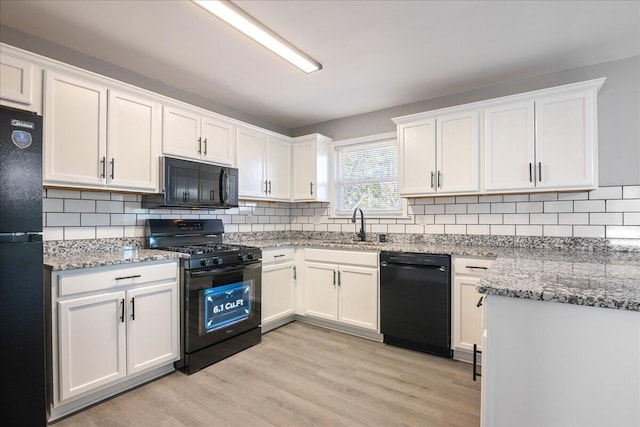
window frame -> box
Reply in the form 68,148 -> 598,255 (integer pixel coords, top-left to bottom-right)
329,132 -> 408,219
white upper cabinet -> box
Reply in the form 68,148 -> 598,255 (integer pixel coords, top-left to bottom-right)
484,79 -> 603,193
44,70 -> 108,187
292,134 -> 331,202
396,110 -> 480,196
44,70 -> 161,192
236,126 -> 291,201
0,49 -> 42,112
107,90 -> 161,191
162,104 -> 236,166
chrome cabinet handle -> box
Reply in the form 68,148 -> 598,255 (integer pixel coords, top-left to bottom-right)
273,254 -> 285,258
110,158 -> 115,179
529,162 -> 533,182
268,180 -> 272,194
131,297 -> 135,320
430,171 -> 435,188
198,137 -> 202,154
264,180 -> 268,194
437,171 -> 442,188
203,138 -> 208,156
333,270 -> 336,286
310,182 -> 313,195
120,299 -> 125,323
292,265 -> 297,280
100,156 -> 106,178
338,271 -> 341,287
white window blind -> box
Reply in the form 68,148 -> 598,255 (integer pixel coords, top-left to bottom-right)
334,138 -> 401,215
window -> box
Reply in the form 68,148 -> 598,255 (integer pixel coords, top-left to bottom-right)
332,133 -> 403,217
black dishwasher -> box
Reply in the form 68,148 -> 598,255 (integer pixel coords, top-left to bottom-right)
380,251 -> 452,358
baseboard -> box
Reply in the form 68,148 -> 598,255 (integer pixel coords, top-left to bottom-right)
294,314 -> 383,342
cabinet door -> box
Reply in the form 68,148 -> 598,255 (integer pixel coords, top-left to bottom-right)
162,105 -> 201,160
107,90 -> 160,192
338,265 -> 378,331
453,275 -> 484,352
292,140 -> 315,200
58,291 -> 126,401
43,70 -> 107,186
535,90 -> 597,190
126,282 -> 179,375
266,136 -> 292,200
236,127 -> 267,198
262,262 -> 295,324
0,53 -> 34,106
437,110 -> 480,194
398,119 -> 436,195
304,262 -> 338,321
167,161 -> 199,205
201,115 -> 235,166
484,101 -> 535,192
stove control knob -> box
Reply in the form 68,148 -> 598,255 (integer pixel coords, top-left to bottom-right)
247,253 -> 256,260
200,259 -> 210,267
213,257 -> 223,265
238,253 -> 247,262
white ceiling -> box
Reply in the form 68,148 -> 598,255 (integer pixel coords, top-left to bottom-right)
1,0 -> 639,130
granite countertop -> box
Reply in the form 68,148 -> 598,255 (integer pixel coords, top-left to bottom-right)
43,237 -> 640,312
44,249 -> 185,271
243,238 -> 640,312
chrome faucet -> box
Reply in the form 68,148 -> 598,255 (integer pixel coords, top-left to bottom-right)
352,207 -> 366,241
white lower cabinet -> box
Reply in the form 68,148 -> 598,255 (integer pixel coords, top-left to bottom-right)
261,248 -> 296,331
51,260 -> 179,419
303,249 -> 378,332
452,256 -> 494,361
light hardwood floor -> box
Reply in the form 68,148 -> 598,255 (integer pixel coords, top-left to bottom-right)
52,322 -> 480,426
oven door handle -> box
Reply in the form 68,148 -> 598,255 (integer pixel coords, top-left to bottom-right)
190,263 -> 261,277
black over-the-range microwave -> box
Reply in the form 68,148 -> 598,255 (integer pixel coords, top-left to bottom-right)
142,156 -> 239,209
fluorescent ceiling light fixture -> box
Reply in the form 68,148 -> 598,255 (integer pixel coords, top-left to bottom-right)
192,0 -> 322,74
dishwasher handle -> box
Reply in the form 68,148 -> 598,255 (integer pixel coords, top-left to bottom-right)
380,261 -> 448,272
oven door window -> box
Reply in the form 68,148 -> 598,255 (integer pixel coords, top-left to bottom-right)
202,280 -> 252,333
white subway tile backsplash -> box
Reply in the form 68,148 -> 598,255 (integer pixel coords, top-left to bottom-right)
64,199 -> 96,213
516,225 -> 542,236
409,204 -> 425,215
424,205 -> 445,214
96,226 -> 124,239
466,225 -> 490,235
606,199 -> 640,213
81,191 -> 111,200
456,214 -> 479,224
589,186 -> 622,200
625,213 -> 640,225
479,195 -> 502,203
606,226 -> 640,239
434,196 -> 456,205
623,186 -> 640,199
388,224 -> 405,233
413,198 -> 435,205
491,203 -> 516,213
43,198 -> 64,212
530,213 -> 558,225
406,224 -> 425,233
81,213 -> 111,226
589,213 -> 623,226
574,225 -> 605,238
96,200 -> 124,213
111,214 -> 137,226
557,191 -> 589,200
43,227 -> 64,241
490,225 -> 515,235
503,194 -> 529,202
64,227 -> 96,240
445,204 -> 466,214
468,203 -> 491,214
558,213 -> 589,225
516,202 -> 543,213
455,196 -> 478,204
574,200 -> 605,213
529,193 -> 557,201
544,201 -> 573,213
47,213 -> 80,227
543,225 -> 573,237
424,224 -> 444,234
479,214 -> 503,224
435,215 -> 456,224
124,225 -> 146,237
47,189 -> 81,199
445,224 -> 466,234
503,214 -> 529,225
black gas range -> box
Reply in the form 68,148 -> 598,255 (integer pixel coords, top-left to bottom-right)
147,219 -> 262,374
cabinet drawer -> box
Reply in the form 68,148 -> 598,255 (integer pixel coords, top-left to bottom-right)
58,261 -> 178,297
305,248 -> 378,267
453,257 -> 495,276
262,247 -> 295,264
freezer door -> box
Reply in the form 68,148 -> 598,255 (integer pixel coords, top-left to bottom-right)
0,106 -> 43,233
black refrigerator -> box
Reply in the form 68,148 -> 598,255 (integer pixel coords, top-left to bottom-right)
0,106 -> 48,425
